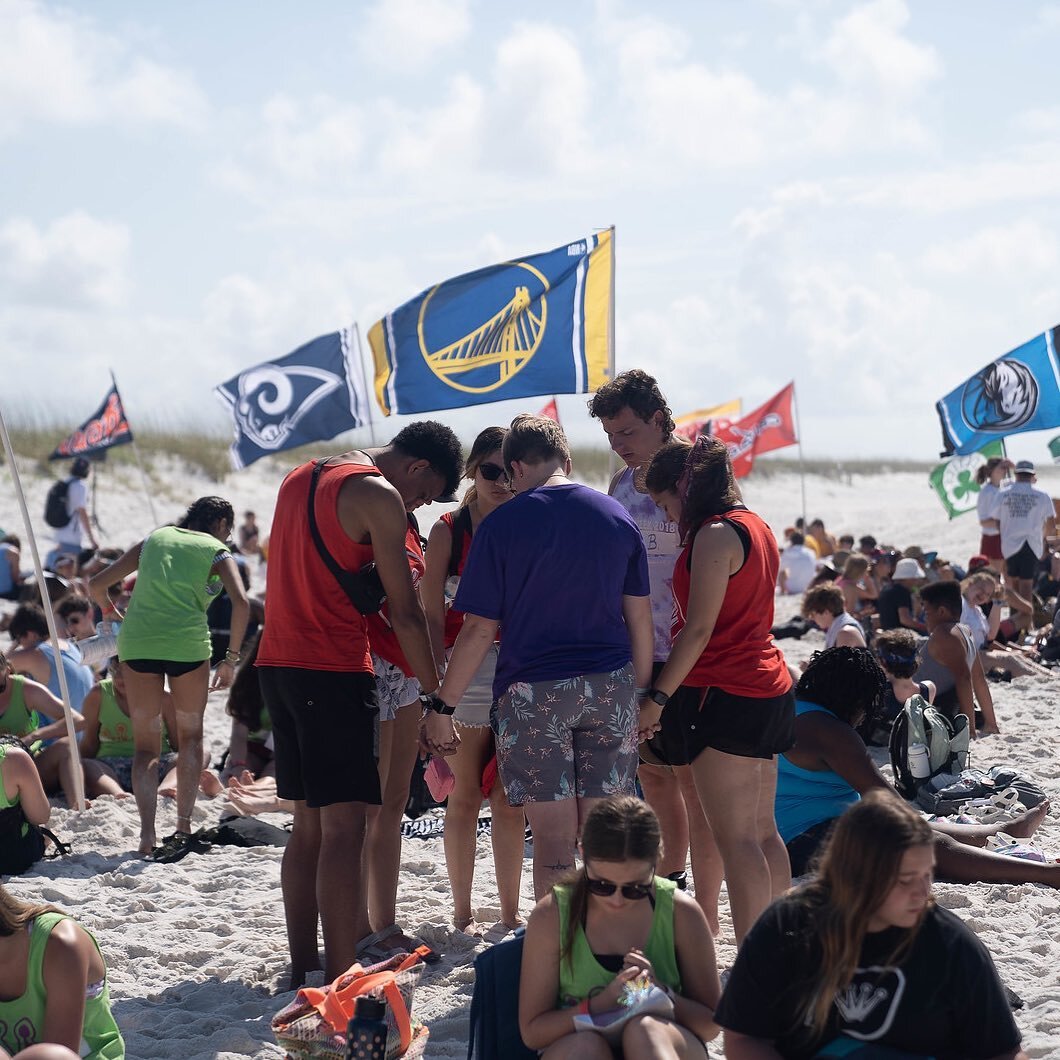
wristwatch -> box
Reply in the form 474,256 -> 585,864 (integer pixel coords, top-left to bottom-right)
646,688 -> 670,708
420,691 -> 456,716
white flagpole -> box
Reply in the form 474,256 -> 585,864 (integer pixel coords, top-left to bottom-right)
0,402 -> 86,809
607,225 -> 617,480
111,370 -> 159,527
791,381 -> 808,530
352,323 -> 378,447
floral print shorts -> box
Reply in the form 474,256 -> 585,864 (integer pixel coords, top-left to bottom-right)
492,662 -> 638,806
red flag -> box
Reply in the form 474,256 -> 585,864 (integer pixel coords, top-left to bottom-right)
537,397 -> 559,423
711,383 -> 796,478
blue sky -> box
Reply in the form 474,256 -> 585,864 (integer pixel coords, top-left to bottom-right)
4,0 -> 1060,460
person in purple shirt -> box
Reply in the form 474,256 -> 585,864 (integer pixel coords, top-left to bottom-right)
423,414 -> 653,899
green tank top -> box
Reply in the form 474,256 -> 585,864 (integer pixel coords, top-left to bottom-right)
118,526 -> 227,663
0,743 -> 19,812
554,875 -> 682,1004
0,912 -> 125,1059
0,676 -> 40,742
95,678 -> 173,758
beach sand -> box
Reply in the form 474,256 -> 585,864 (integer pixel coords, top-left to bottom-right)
2,455 -> 1060,1058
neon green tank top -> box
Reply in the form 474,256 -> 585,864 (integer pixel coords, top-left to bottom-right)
0,912 -> 125,1059
0,743 -> 19,812
0,676 -> 40,742
95,678 -> 173,758
118,526 -> 227,663
554,875 -> 682,1005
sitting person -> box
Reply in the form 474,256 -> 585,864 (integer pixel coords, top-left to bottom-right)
7,603 -> 94,716
876,557 -> 926,632
835,554 -> 878,618
777,531 -> 817,596
717,792 -> 1027,1060
0,534 -> 23,602
0,883 -> 125,1059
801,583 -> 866,649
914,580 -> 1001,737
776,646 -> 1057,886
519,794 -> 720,1059
0,733 -> 52,876
866,627 -> 935,745
220,631 -> 273,781
962,572 -> 1052,680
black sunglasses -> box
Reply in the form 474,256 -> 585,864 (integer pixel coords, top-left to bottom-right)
584,873 -> 654,900
478,462 -> 509,483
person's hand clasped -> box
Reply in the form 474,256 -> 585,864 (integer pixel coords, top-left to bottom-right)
637,698 -> 663,742
420,708 -> 460,758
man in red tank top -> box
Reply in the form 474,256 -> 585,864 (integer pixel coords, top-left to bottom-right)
257,421 -> 462,987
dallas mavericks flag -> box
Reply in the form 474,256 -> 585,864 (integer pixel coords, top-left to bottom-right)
368,229 -> 614,415
936,325 -> 1060,455
214,329 -> 369,469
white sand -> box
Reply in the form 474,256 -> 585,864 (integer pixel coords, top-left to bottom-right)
3,455 -> 1060,1058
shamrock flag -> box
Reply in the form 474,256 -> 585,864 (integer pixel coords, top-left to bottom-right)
1049,435 -> 1060,463
928,439 -> 1006,519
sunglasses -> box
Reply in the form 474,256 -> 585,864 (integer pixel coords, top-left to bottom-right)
584,873 -> 654,900
478,462 -> 510,484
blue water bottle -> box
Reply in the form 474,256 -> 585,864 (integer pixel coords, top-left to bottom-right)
345,995 -> 388,1060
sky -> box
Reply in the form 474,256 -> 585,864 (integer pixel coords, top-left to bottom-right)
4,0 -> 1060,461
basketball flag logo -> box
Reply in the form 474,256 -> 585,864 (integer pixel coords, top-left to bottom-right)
935,325 -> 1060,455
368,229 -> 614,415
214,329 -> 370,470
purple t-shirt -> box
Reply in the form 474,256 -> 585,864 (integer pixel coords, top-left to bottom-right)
454,482 -> 650,698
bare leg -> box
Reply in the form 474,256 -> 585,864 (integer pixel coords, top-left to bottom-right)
34,740 -> 82,807
674,764 -> 723,935
637,763 -> 689,876
443,723 -> 492,928
121,667 -> 166,853
756,756 -> 791,900
319,800 -> 371,980
82,758 -> 125,799
168,663 -> 211,835
489,780 -> 527,929
523,798 -> 582,899
934,832 -> 1060,887
366,698 -> 420,936
931,799 -> 1050,843
283,801 -> 322,988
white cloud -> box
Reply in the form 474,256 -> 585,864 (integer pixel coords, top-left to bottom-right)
921,220 -> 1059,277
0,211 -> 130,308
358,0 -> 471,69
0,0 -> 208,136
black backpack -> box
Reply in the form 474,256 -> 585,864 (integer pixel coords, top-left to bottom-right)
44,479 -> 71,528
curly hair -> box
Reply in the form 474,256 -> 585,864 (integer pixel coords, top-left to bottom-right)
801,582 -> 845,619
873,628 -> 920,679
587,369 -> 676,439
645,437 -> 740,541
179,496 -> 235,534
794,646 -> 888,728
391,420 -> 464,499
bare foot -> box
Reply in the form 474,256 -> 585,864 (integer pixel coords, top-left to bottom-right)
199,769 -> 224,798
138,834 -> 155,855
158,786 -> 176,799
1004,799 -> 1051,839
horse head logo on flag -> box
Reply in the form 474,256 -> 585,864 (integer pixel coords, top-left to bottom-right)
417,260 -> 551,395
960,359 -> 1039,432
233,364 -> 342,451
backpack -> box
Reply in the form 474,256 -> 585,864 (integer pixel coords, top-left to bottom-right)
467,928 -> 536,1060
44,478 -> 71,529
888,693 -> 969,801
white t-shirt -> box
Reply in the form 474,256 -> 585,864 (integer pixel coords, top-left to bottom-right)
976,481 -> 1002,535
960,598 -> 989,650
778,544 -> 816,594
56,477 -> 88,546
988,481 -> 1054,559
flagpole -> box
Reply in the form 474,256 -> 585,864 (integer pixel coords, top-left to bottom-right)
607,225 -> 617,480
791,380 -> 808,531
0,402 -> 86,810
112,370 -> 159,527
351,323 -> 379,448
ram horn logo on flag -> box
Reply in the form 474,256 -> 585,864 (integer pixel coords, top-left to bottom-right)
711,383 -> 797,478
215,328 -> 369,469
935,325 -> 1060,455
368,229 -> 614,415
49,384 -> 133,461
673,399 -> 742,442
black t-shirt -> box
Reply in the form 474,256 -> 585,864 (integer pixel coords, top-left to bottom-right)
877,584 -> 914,631
715,898 -> 1020,1059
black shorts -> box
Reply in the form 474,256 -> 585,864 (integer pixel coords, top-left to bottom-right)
1005,541 -> 1040,580
258,665 -> 381,809
651,684 -> 796,765
785,817 -> 837,877
124,658 -> 207,678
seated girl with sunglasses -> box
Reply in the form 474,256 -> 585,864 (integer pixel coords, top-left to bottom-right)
519,795 -> 720,1059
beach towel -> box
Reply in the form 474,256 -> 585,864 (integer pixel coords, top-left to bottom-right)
467,928 -> 536,1060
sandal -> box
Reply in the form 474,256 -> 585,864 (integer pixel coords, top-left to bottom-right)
147,830 -> 211,864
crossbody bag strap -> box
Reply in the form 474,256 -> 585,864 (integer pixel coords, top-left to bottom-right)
307,459 -> 364,606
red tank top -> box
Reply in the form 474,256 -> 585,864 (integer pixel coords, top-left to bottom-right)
671,508 -> 791,697
440,509 -> 473,648
364,518 -> 426,675
257,460 -> 377,672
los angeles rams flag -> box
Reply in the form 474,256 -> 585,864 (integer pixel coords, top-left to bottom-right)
368,229 -> 614,415
936,325 -> 1060,455
214,328 -> 370,469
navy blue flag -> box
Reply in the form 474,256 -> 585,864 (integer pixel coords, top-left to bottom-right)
214,329 -> 370,469
936,325 -> 1060,455
368,229 -> 613,415
49,383 -> 133,460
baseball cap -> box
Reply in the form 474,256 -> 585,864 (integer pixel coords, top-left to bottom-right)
71,456 -> 91,478
967,554 -> 991,571
1015,459 -> 1035,474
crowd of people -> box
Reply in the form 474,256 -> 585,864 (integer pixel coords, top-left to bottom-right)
0,370 -> 1052,1058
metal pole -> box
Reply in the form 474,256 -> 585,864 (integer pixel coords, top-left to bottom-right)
607,225 -> 617,480
791,381 -> 808,530
0,402 -> 86,809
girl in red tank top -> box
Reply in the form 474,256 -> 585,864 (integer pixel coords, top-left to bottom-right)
639,437 -> 795,946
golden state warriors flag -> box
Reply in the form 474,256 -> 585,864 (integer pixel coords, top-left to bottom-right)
214,329 -> 369,469
936,324 -> 1060,455
368,229 -> 614,415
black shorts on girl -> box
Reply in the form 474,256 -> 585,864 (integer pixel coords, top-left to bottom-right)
124,658 -> 206,678
654,684 -> 796,764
